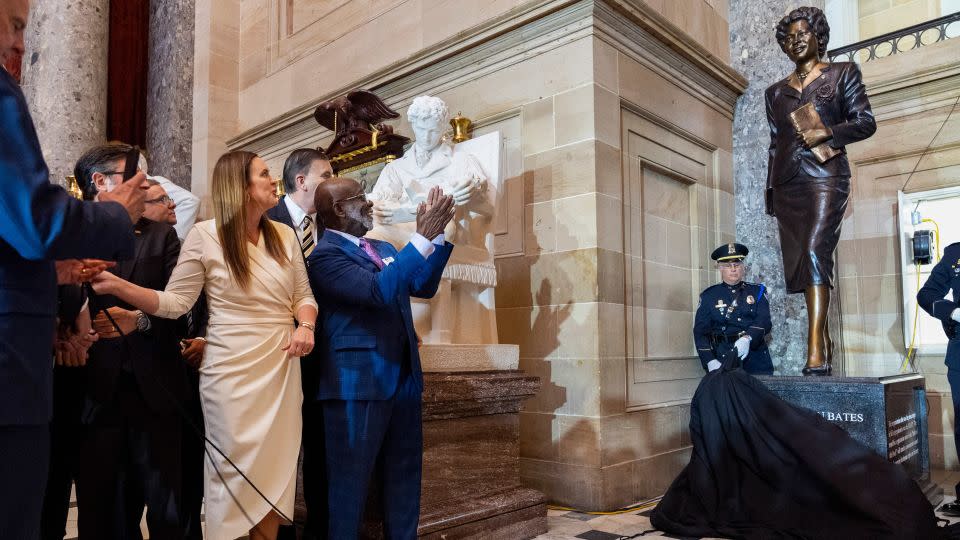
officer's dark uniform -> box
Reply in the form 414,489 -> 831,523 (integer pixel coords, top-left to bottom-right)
917,241 -> 960,513
693,243 -> 773,375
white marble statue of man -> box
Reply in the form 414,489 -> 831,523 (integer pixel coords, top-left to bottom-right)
369,95 -> 498,344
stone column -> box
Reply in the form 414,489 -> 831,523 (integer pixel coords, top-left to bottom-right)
728,1 -> 825,374
20,0 -> 110,186
146,0 -> 196,189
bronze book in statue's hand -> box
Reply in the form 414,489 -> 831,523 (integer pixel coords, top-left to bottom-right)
789,102 -> 842,163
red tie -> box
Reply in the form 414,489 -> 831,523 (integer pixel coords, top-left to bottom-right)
359,238 -> 384,269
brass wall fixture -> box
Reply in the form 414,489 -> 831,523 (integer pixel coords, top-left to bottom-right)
450,112 -> 472,143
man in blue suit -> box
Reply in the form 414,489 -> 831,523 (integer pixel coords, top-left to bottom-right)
1,3 -> 147,537
304,178 -> 454,539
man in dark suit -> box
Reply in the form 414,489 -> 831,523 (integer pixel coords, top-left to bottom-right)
918,242 -> 960,516
1,3 -> 147,536
304,178 -> 454,539
267,148 -> 334,260
267,148 -> 333,540
71,144 -> 189,539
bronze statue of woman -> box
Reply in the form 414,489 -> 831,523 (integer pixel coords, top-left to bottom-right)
765,7 -> 876,375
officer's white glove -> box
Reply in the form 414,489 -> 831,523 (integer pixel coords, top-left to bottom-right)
952,308 -> 960,324
707,360 -> 721,372
734,336 -> 751,360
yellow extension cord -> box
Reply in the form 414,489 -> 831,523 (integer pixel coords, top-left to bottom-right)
547,497 -> 662,516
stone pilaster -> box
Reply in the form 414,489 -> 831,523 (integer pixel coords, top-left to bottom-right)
20,0 -> 110,186
728,1 -> 825,374
146,0 -> 196,189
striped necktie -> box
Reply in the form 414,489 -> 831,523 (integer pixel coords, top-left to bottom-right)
300,215 -> 315,259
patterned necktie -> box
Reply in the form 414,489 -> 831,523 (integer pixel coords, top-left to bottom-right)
359,238 -> 384,269
300,215 -> 315,259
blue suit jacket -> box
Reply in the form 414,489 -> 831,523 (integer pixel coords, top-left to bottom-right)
0,69 -> 135,425
918,242 -> 960,369
304,230 -> 452,401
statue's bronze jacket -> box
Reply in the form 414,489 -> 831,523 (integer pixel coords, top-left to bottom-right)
765,61 -> 876,188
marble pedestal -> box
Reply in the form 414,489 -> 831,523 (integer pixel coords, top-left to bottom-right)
756,373 -> 943,504
292,346 -> 547,539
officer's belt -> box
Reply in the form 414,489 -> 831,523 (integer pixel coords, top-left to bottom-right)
710,332 -> 745,345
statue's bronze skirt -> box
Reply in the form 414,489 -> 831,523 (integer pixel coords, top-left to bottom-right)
771,175 -> 849,294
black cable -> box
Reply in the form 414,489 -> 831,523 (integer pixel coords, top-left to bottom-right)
901,94 -> 960,192
85,282 -> 305,533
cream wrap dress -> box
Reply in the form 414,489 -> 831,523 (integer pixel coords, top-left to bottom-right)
154,219 -> 317,540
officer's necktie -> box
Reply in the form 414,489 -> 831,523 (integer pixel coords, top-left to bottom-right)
300,215 -> 314,259
359,238 -> 384,269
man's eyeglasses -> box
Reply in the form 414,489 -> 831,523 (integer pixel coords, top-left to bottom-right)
333,192 -> 368,205
145,195 -> 174,205
718,261 -> 744,269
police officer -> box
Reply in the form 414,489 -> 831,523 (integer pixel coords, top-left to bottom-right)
917,241 -> 960,516
693,243 -> 773,375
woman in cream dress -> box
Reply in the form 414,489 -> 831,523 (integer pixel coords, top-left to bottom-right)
93,151 -> 318,540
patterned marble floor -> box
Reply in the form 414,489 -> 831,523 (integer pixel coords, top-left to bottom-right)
60,469 -> 960,539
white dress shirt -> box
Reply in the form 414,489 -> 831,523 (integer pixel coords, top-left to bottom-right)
327,229 -> 443,260
283,196 -> 318,244
150,175 -> 200,239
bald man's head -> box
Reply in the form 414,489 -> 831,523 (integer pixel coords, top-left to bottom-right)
315,177 -> 373,237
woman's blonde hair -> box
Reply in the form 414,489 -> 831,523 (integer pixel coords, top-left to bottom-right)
211,151 -> 288,289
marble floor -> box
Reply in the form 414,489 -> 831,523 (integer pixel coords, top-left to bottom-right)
533,469 -> 960,540
60,469 -> 960,539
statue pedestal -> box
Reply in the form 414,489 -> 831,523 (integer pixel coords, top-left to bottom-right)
756,373 -> 943,504
417,369 -> 546,539
293,346 -> 547,539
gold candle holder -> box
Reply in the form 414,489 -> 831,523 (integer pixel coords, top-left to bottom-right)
450,112 -> 472,144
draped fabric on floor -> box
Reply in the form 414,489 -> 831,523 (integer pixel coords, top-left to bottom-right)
651,358 -> 942,540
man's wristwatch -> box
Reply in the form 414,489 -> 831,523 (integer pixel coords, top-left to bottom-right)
135,310 -> 151,332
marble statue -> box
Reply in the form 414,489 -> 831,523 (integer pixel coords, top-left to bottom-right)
369,95 -> 500,344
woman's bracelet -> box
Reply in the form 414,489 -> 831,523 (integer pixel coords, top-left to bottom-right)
299,321 -> 316,331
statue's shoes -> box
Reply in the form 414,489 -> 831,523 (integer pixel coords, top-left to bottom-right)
801,364 -> 832,376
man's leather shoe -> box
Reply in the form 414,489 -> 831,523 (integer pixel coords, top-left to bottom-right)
938,501 -> 960,517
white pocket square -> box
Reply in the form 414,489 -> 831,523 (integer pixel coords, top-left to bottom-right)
382,256 -> 395,266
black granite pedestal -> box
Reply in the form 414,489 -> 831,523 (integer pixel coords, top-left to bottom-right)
756,373 -> 943,505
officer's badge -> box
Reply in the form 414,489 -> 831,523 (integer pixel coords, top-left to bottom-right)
727,243 -> 735,254
746,295 -> 755,304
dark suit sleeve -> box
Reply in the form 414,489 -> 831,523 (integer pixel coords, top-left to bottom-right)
828,63 -> 877,148
693,293 -> 715,367
918,248 -> 958,324
0,76 -> 135,261
148,226 -> 183,334
308,241 -> 429,307
409,242 -> 453,299
746,286 -> 771,345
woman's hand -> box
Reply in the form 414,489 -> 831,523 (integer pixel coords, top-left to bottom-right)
180,338 -> 206,369
90,270 -> 122,295
282,325 -> 315,358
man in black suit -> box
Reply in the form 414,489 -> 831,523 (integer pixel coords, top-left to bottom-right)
267,148 -> 334,260
268,148 -> 333,540
72,144 -> 189,539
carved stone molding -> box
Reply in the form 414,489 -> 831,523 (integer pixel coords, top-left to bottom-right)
228,0 -> 746,157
